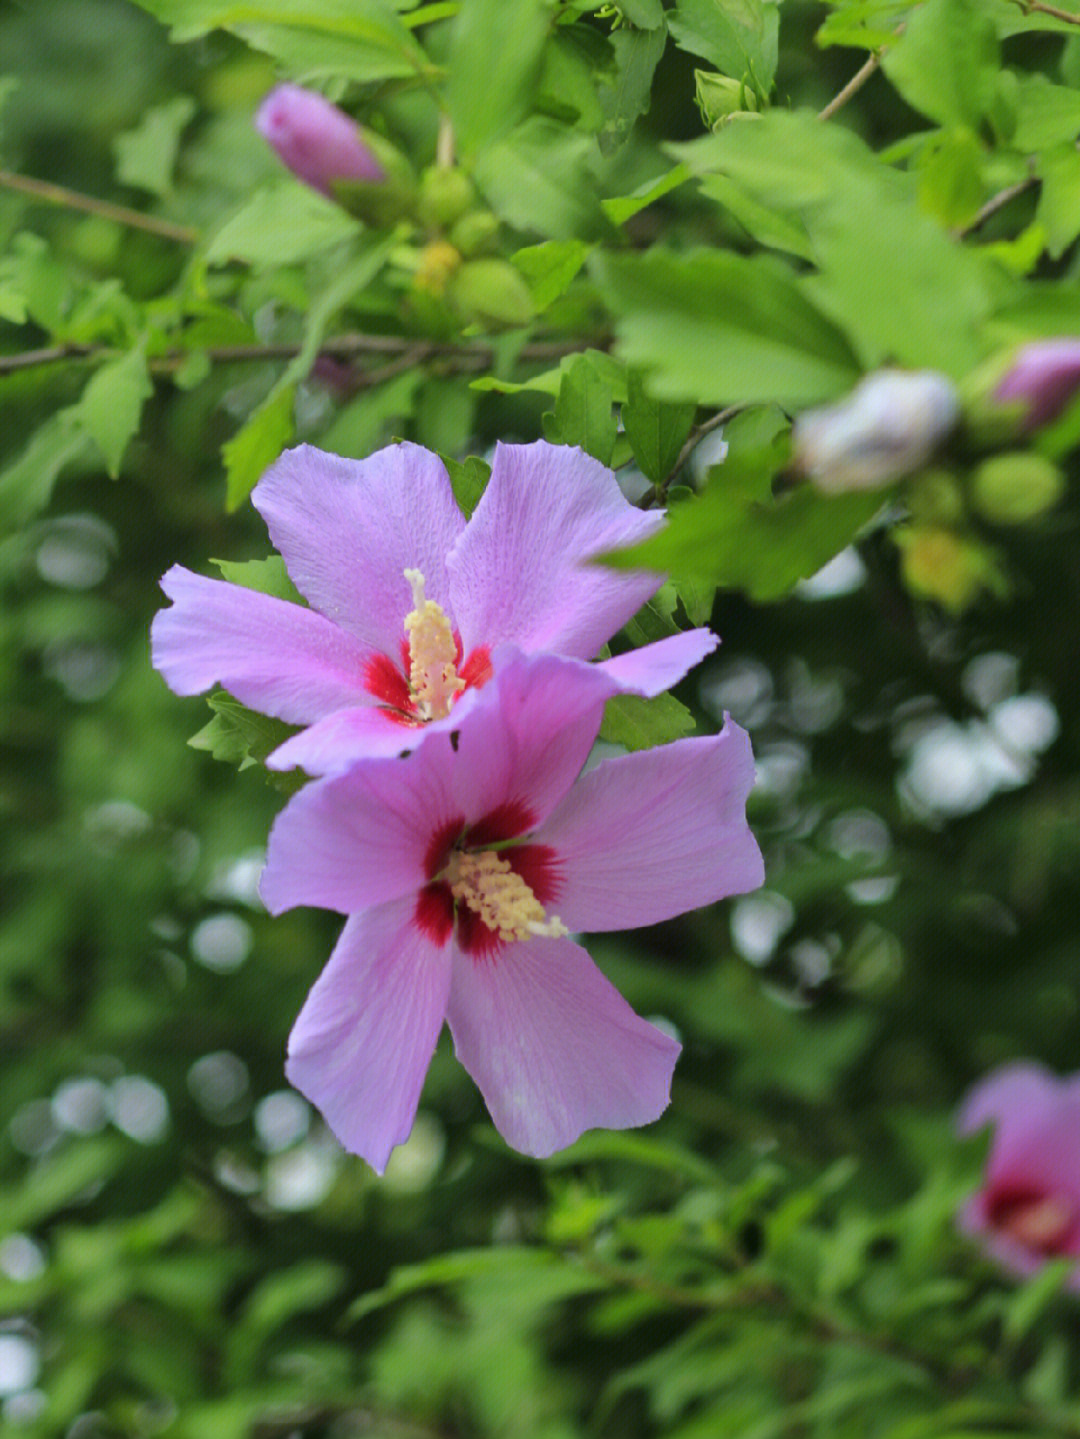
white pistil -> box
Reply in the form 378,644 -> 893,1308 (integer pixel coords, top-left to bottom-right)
403,568 -> 465,721
444,849 -> 568,945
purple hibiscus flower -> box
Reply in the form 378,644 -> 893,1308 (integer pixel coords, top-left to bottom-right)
994,338 -> 1080,431
152,441 -> 716,774
957,1062 -> 1080,1286
256,84 -> 385,196
259,647 -> 764,1171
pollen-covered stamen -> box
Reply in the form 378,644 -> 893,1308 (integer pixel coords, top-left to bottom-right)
403,567 -> 465,721
444,849 -> 568,945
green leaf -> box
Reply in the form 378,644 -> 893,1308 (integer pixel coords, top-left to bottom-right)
1036,144 -> 1080,260
205,181 -> 361,267
1002,1257 -> 1076,1347
471,347 -> 628,401
75,345 -> 154,478
130,0 -> 428,83
596,248 -> 860,408
608,405 -> 882,600
668,0 -> 779,97
475,117 -> 608,240
619,0 -> 665,26
696,172 -> 814,260
599,691 -> 696,750
114,96 -> 197,196
916,127 -> 984,230
210,555 -> 304,604
1012,73 -> 1080,149
442,454 -> 491,518
881,0 -> 999,127
602,164 -> 691,225
675,112 -> 995,373
598,25 -> 667,154
543,353 -> 618,463
189,690 -> 301,779
622,371 -> 696,486
0,411 -> 94,529
512,239 -> 593,311
448,0 -> 550,156
222,384 -> 296,511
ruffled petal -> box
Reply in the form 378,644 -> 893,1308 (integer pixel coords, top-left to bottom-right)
286,900 -> 452,1174
260,742 -> 460,916
957,1062 -> 1059,1143
448,648 -> 620,833
533,719 -> 763,932
152,565 -> 373,723
446,935 -> 680,1158
253,443 -> 466,651
448,441 -> 664,658
597,629 -> 719,697
267,685 -> 488,775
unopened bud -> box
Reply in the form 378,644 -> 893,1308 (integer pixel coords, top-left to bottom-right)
695,70 -> 761,130
970,452 -> 1064,525
416,166 -> 477,231
793,370 -> 960,493
993,338 -> 1080,430
447,258 -> 535,329
449,210 -> 500,258
256,85 -> 384,197
894,525 -> 1006,613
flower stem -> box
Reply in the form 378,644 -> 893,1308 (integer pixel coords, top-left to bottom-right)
0,168 -> 198,243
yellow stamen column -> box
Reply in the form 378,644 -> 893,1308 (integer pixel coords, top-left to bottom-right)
444,850 -> 568,944
403,568 -> 465,720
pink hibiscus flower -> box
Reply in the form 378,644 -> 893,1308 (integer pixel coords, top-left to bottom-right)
259,648 -> 764,1171
152,441 -> 716,773
957,1062 -> 1080,1287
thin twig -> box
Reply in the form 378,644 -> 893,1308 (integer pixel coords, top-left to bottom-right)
0,333 -> 588,378
817,35 -> 899,123
0,168 -> 198,244
1016,0 -> 1080,23
668,406 -> 742,488
957,173 -> 1038,238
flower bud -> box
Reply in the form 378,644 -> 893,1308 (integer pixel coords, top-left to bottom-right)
894,525 -> 1005,613
993,338 -> 1080,430
448,210 -> 500,258
256,84 -> 384,197
792,369 -> 960,494
970,452 -> 1064,525
447,259 -> 535,329
416,166 -> 477,232
694,70 -> 762,130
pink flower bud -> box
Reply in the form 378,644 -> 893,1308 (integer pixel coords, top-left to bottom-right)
994,338 -> 1080,430
256,85 -> 384,197
957,1063 -> 1080,1287
792,369 -> 959,493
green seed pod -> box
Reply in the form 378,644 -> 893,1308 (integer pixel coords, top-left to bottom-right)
907,468 -> 966,525
416,166 -> 477,231
970,452 -> 1065,525
447,259 -> 536,329
448,209 -> 501,258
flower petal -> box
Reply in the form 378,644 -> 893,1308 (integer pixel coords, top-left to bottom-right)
260,739 -> 461,916
267,685 -> 488,774
957,1063 -> 1059,1144
446,935 -> 680,1157
597,629 -> 719,697
448,648 -> 620,832
253,443 -> 466,651
534,719 -> 763,932
152,565 -> 373,723
448,441 -> 664,658
286,900 -> 452,1174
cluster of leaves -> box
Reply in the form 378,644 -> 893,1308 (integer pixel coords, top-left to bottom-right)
5,0 -> 1080,1435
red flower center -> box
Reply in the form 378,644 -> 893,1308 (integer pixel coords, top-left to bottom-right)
988,1185 -> 1078,1255
413,802 -> 563,958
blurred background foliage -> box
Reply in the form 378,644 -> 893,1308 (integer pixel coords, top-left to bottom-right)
3,0 -> 1080,1435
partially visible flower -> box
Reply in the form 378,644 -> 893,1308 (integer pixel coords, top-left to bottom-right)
792,370 -> 959,493
260,648 -> 764,1171
151,441 -> 717,774
256,84 -> 384,196
957,1062 -> 1080,1286
993,338 -> 1080,431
